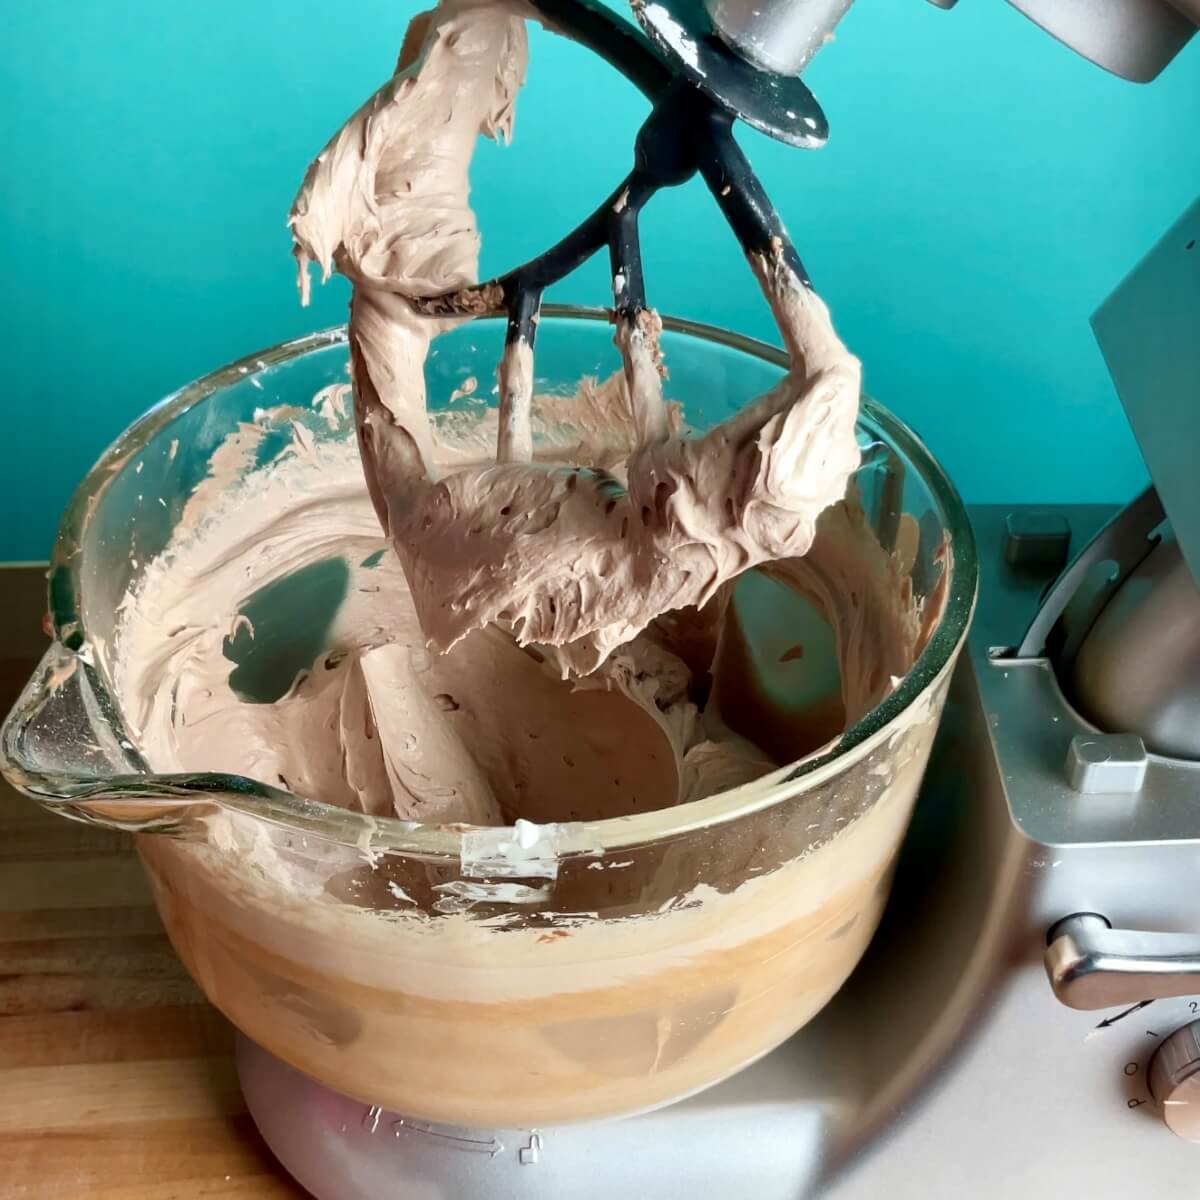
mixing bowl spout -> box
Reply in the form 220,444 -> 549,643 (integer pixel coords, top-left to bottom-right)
1,641 -> 221,836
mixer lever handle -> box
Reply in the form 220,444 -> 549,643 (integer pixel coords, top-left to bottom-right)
1045,913 -> 1200,1009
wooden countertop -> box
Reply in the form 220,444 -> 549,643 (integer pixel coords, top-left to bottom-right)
1,646 -> 310,1199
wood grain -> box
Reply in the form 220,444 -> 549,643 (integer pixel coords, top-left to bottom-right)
0,642 -> 309,1200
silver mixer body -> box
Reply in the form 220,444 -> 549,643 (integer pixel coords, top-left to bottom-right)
697,0 -> 1199,84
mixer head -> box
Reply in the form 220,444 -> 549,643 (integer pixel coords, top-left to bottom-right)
398,0 -> 1199,473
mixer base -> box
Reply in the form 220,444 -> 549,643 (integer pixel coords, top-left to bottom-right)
236,1035 -> 546,1198
235,1033 -> 834,1199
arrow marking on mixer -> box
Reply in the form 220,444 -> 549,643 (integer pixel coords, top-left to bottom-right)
1094,1000 -> 1155,1030
390,1119 -> 504,1156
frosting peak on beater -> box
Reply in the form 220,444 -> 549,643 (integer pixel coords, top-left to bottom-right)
290,0 -> 530,520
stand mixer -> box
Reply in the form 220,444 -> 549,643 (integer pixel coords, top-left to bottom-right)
240,195 -> 1200,1199
258,2 -> 1200,1193
239,176 -> 1200,1200
2,1 -> 1198,1197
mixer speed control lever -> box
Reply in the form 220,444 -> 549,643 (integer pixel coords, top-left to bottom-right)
1045,913 -> 1200,1010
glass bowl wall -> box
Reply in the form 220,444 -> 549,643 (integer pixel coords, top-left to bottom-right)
1,310 -> 976,1126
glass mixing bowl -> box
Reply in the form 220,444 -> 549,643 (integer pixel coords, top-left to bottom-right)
1,309 -> 976,1128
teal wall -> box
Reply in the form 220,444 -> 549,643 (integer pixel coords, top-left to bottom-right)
3,1 -> 1198,561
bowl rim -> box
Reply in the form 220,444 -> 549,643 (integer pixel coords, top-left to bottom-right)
39,306 -> 978,856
